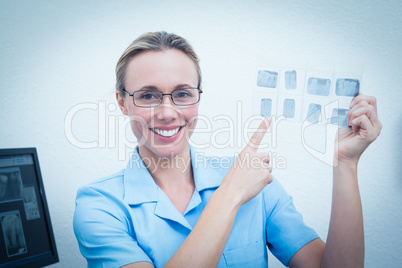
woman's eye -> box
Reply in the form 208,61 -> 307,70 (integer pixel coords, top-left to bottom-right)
175,90 -> 191,98
141,93 -> 156,99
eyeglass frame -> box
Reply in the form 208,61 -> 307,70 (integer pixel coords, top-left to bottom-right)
122,87 -> 203,108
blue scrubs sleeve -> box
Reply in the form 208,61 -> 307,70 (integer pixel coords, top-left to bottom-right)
263,179 -> 320,266
73,185 -> 152,268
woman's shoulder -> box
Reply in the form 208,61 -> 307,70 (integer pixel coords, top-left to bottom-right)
76,169 -> 126,201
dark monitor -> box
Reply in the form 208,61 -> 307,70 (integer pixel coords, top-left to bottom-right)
0,148 -> 58,267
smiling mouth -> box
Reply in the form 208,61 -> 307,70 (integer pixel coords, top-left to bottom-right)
150,126 -> 183,137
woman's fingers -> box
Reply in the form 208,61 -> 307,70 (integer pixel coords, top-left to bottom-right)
351,114 -> 372,132
348,95 -> 382,132
256,152 -> 271,164
350,94 -> 378,112
244,117 -> 271,153
239,118 -> 273,176
257,153 -> 272,172
222,117 -> 274,206
236,152 -> 272,171
351,114 -> 380,143
266,163 -> 273,174
348,103 -> 374,126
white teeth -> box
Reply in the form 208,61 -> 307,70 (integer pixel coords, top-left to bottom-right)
151,127 -> 181,137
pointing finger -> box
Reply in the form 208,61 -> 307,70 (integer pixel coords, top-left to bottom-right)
244,117 -> 271,153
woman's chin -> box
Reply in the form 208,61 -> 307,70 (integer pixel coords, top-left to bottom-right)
145,144 -> 188,159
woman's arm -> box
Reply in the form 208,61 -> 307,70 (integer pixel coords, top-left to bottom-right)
288,94 -> 382,268
323,95 -> 382,267
124,118 -> 273,268
321,162 -> 364,267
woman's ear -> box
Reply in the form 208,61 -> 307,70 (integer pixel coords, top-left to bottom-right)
116,90 -> 129,115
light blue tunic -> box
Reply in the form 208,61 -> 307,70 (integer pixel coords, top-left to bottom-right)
74,148 -> 318,267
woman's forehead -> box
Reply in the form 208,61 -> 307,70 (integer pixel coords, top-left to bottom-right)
125,49 -> 198,91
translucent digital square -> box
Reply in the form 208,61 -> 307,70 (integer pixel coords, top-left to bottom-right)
283,99 -> 295,118
306,103 -> 321,123
260,98 -> 272,117
285,70 -> 297,90
330,108 -> 349,128
335,78 -> 359,97
307,77 -> 331,96
257,70 -> 278,88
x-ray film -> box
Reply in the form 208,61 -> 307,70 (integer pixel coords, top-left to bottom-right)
277,95 -> 302,122
23,186 -> 40,220
283,99 -> 296,118
306,103 -> 322,123
279,68 -> 305,95
260,98 -> 273,117
335,78 -> 360,97
307,78 -> 331,96
1,210 -> 28,257
285,70 -> 297,90
0,167 -> 23,203
254,61 -> 362,128
330,108 -> 349,128
257,69 -> 279,89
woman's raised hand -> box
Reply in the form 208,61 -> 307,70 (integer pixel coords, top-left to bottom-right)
220,117 -> 273,207
335,94 -> 382,166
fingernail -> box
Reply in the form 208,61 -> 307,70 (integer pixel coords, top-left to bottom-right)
350,100 -> 355,108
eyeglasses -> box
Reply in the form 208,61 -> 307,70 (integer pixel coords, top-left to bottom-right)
123,87 -> 203,108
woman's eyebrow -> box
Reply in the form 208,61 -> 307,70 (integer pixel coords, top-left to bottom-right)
138,84 -> 195,91
175,84 -> 194,89
137,85 -> 158,91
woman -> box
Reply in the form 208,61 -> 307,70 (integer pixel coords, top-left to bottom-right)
73,31 -> 382,267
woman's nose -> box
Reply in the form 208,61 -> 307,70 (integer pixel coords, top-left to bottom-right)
155,96 -> 179,122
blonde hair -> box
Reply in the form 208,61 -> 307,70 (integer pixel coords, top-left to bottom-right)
115,31 -> 201,95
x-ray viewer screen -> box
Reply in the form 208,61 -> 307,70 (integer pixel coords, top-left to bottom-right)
0,148 -> 58,267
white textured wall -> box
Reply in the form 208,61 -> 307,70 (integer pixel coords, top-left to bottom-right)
1,0 -> 401,267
